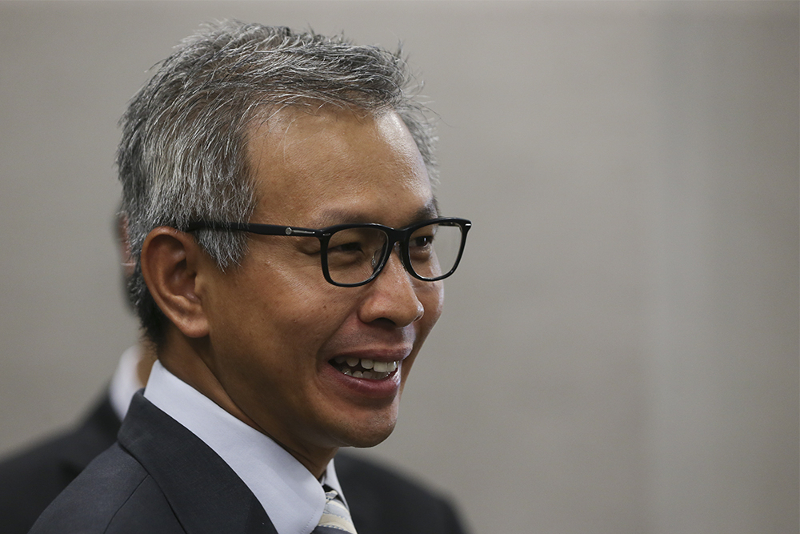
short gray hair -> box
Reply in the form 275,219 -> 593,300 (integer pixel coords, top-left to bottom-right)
117,20 -> 438,344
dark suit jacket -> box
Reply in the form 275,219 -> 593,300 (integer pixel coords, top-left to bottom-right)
0,394 -> 119,534
7,392 -> 466,534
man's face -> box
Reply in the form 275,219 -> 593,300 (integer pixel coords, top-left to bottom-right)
198,108 -> 443,461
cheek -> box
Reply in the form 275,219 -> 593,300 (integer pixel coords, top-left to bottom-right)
418,280 -> 445,332
279,283 -> 355,331
400,282 -> 444,379
238,276 -> 358,357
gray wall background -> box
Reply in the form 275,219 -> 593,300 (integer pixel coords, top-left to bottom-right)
0,2 -> 797,533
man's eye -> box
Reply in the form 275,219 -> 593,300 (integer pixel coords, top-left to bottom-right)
410,235 -> 434,248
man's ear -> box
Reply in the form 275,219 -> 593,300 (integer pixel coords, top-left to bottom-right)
140,227 -> 210,339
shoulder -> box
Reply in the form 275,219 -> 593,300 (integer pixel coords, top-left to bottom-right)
0,396 -> 120,534
0,427 -> 83,487
29,443 -> 183,534
336,451 -> 469,534
0,430 -> 83,534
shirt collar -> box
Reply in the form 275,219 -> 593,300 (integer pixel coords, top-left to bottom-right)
108,345 -> 143,421
144,360 -> 343,534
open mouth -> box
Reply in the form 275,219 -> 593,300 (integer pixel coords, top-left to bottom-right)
329,355 -> 398,380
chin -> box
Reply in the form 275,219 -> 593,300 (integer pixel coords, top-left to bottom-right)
329,412 -> 398,449
344,429 -> 395,448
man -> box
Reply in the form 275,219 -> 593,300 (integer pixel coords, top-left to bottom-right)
31,21 -> 471,533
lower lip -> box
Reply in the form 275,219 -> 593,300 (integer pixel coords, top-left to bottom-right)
321,361 -> 402,400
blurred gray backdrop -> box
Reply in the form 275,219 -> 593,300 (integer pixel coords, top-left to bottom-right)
0,2 -> 797,533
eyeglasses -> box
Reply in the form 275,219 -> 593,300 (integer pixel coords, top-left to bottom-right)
184,217 -> 471,287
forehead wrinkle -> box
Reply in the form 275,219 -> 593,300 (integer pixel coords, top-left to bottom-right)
252,103 -> 377,153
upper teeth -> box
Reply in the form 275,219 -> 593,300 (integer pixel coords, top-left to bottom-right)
334,356 -> 398,374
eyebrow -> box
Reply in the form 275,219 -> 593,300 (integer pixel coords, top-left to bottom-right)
311,198 -> 439,228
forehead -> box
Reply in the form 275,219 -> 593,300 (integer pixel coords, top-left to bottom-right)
245,106 -> 434,226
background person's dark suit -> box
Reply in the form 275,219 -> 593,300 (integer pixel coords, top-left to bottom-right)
0,395 -> 118,534
1,393 -> 466,534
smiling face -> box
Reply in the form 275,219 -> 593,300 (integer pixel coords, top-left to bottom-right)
195,107 -> 443,468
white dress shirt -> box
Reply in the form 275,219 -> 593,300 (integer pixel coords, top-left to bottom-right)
108,345 -> 144,421
138,360 -> 345,534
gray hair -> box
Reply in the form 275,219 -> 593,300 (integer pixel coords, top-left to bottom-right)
117,20 -> 438,344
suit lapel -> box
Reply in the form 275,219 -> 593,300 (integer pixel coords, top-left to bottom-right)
119,393 -> 278,534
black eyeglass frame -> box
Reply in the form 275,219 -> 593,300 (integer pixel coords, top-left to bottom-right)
184,217 -> 472,287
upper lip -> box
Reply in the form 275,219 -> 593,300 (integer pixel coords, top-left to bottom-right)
327,347 -> 412,363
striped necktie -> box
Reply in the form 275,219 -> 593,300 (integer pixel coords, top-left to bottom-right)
313,486 -> 358,534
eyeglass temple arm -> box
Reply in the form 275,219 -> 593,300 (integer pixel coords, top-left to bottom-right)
183,222 -> 321,237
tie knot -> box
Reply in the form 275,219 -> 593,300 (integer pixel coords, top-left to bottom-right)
314,486 -> 358,534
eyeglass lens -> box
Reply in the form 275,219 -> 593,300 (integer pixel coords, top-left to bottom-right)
325,222 -> 463,285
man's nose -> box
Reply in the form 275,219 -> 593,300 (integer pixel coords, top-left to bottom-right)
357,250 -> 424,327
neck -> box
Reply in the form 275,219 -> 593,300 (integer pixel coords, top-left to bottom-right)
157,329 -> 337,478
